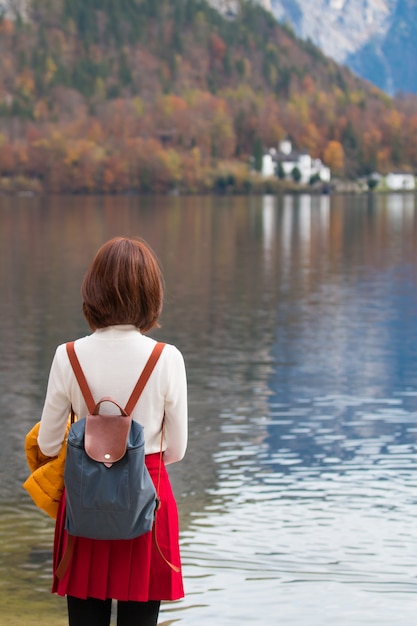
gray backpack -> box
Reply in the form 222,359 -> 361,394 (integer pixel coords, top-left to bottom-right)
64,341 -> 165,541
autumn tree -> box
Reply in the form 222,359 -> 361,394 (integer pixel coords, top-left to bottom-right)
323,140 -> 345,175
1,0 -> 417,192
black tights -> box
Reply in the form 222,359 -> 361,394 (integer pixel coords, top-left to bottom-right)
67,595 -> 160,626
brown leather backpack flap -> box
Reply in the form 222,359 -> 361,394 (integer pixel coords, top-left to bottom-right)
85,412 -> 132,467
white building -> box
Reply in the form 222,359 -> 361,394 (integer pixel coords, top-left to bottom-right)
385,172 -> 415,190
262,140 -> 331,184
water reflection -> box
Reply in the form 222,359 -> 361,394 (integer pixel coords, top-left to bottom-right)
1,193 -> 417,624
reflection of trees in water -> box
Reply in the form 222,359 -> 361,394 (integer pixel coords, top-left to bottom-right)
265,192 -> 417,475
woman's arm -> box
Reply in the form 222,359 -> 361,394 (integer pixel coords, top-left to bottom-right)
37,346 -> 72,457
163,346 -> 188,464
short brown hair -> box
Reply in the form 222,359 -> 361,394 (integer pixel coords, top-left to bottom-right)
82,237 -> 164,332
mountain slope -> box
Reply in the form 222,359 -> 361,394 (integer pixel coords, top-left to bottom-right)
269,0 -> 417,95
347,0 -> 417,94
270,0 -> 395,62
0,0 -> 417,193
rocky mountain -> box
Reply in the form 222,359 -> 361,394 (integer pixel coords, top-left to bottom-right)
347,0 -> 417,95
268,0 -> 417,95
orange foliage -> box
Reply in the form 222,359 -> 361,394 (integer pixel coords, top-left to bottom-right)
16,69 -> 35,97
258,98 -> 284,147
85,119 -> 104,144
323,140 -> 345,174
362,128 -> 382,165
210,33 -> 226,62
301,75 -> 315,95
34,100 -> 50,121
404,115 -> 417,165
100,155 -> 129,193
0,18 -> 14,35
301,122 -> 321,156
377,147 -> 391,172
0,140 -> 15,173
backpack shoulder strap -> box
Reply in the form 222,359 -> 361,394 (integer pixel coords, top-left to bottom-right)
124,342 -> 165,415
66,341 -> 96,414
66,341 -> 165,416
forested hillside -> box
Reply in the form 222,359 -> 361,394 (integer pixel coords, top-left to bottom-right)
0,0 -> 416,193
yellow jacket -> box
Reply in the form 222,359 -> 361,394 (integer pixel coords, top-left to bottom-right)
22,419 -> 70,519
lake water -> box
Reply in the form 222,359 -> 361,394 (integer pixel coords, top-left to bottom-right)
1,192 -> 417,625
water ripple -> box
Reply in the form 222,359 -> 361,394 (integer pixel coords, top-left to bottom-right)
173,388 -> 417,624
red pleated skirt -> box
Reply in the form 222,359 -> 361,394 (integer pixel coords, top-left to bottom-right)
52,453 -> 184,602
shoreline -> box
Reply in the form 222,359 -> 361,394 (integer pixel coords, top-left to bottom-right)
0,173 -> 415,198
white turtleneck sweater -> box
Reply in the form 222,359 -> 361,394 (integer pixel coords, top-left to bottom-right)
38,325 -> 188,464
